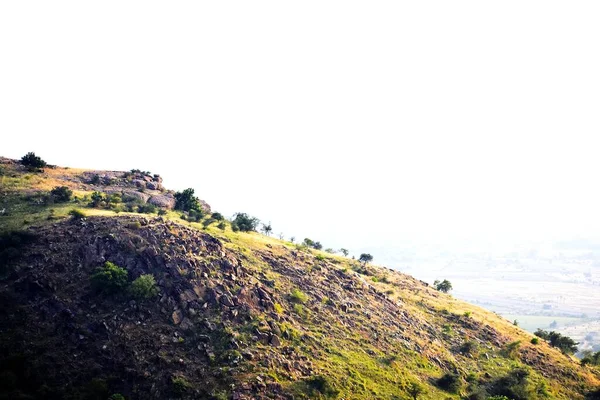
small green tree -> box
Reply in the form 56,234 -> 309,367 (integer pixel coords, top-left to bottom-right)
20,152 -> 47,170
359,253 -> 373,264
435,279 -> 453,293
91,261 -> 128,293
261,222 -> 273,236
129,274 -> 159,299
211,212 -> 224,221
340,248 -> 349,257
233,213 -> 259,232
50,186 -> 73,203
174,188 -> 202,212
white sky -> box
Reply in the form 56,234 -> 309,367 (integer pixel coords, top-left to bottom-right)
2,1 -> 600,254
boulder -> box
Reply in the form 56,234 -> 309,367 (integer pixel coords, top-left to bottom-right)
148,195 -> 175,209
172,310 -> 183,325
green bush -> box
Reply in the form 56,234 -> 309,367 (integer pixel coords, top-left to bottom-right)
434,279 -> 453,293
50,186 -> 73,202
109,394 -> 126,400
129,274 -> 159,299
136,203 -> 157,214
436,373 -> 462,393
91,262 -> 128,293
290,288 -> 308,304
305,375 -> 339,398
530,337 -> 539,345
232,213 -> 259,232
171,376 -> 192,396
69,208 -> 86,219
20,152 -> 47,170
217,221 -> 226,230
89,191 -> 106,208
174,188 -> 202,212
503,340 -> 521,360
212,212 -> 224,221
460,340 -> 477,354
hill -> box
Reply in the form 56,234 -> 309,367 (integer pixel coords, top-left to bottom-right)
1,155 -> 599,400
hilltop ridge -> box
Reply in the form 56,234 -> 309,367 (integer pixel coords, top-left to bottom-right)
0,156 -> 599,400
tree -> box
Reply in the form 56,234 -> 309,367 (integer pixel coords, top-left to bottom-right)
174,188 -> 202,212
290,237 -> 295,243
313,241 -> 323,250
50,186 -> 73,203
20,152 -> 47,170
233,213 -> 259,232
435,279 -> 453,293
303,238 -> 315,247
340,248 -> 349,257
359,253 -> 373,264
261,222 -> 273,236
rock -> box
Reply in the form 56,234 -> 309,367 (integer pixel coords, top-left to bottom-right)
172,310 -> 183,325
148,194 -> 175,209
122,190 -> 150,203
146,181 -> 161,190
220,295 -> 235,307
270,335 -> 282,347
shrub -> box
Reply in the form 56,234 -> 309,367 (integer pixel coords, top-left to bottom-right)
437,372 -> 462,393
274,303 -> 284,314
211,212 -> 224,221
217,221 -> 226,230
464,311 -> 472,317
461,340 -> 477,354
231,222 -> 240,232
171,376 -> 192,396
531,337 -> 539,345
359,253 -> 373,264
89,191 -> 105,208
232,213 -> 259,232
69,208 -> 86,219
174,188 -> 202,212
129,274 -> 159,299
136,203 -> 157,214
534,329 -> 578,354
504,340 -> 521,360
89,174 -> 101,184
91,261 -> 128,293
305,375 -> 339,398
157,208 -> 167,216
109,395 -> 125,400
290,288 -> 308,304
581,351 -> 600,366
50,186 -> 73,202
434,279 -> 453,293
20,152 -> 47,170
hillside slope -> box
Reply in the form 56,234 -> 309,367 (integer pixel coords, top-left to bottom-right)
1,157 -> 599,400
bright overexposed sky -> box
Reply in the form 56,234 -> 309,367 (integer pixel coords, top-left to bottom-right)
2,1 -> 600,254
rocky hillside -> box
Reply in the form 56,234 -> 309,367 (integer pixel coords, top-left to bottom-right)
1,157 -> 599,400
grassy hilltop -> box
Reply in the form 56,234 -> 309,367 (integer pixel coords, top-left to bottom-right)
1,154 -> 599,400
